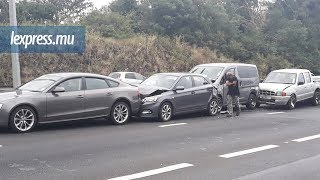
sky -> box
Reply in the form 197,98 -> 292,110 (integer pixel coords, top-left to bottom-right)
91,0 -> 115,8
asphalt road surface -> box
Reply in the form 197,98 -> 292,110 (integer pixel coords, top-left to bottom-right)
1,103 -> 320,180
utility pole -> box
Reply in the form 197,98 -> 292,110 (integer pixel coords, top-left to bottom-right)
9,0 -> 21,88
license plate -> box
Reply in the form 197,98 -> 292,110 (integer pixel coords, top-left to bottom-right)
260,95 -> 271,100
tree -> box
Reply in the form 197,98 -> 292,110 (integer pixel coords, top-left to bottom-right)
0,0 -> 9,24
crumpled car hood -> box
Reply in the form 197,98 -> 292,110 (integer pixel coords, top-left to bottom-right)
138,85 -> 170,98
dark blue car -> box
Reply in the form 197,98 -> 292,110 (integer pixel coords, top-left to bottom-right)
139,73 -> 219,121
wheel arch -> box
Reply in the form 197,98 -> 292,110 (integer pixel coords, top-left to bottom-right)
8,103 -> 39,126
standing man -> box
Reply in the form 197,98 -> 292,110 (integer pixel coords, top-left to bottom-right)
225,72 -> 240,117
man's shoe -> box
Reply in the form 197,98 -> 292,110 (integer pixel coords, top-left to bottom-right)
226,114 -> 233,118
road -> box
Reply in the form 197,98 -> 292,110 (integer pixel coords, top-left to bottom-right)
0,104 -> 320,180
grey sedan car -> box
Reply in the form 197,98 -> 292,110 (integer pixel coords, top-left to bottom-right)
139,73 -> 219,121
0,73 -> 141,133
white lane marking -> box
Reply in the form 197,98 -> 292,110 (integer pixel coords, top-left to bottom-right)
292,134 -> 320,142
158,123 -> 187,128
267,112 -> 285,115
108,163 -> 194,180
219,145 -> 279,158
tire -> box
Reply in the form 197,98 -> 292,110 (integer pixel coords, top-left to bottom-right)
9,106 -> 37,133
217,96 -> 223,113
286,94 -> 297,110
311,90 -> 320,106
207,98 -> 219,116
110,101 -> 131,125
158,102 -> 173,122
246,93 -> 257,110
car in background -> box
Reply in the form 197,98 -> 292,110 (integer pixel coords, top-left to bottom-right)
139,73 -> 219,122
313,76 -> 320,82
109,72 -> 146,85
0,73 -> 141,133
258,69 -> 320,109
190,63 -> 260,111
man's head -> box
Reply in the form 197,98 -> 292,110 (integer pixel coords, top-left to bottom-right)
226,72 -> 234,78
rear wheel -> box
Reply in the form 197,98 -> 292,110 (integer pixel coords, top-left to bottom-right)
207,98 -> 219,116
311,90 -> 320,106
217,96 -> 223,113
110,102 -> 131,125
286,94 -> 297,110
9,106 -> 37,133
246,93 -> 257,110
159,102 -> 173,122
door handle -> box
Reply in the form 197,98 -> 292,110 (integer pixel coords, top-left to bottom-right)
76,95 -> 84,98
106,92 -> 113,96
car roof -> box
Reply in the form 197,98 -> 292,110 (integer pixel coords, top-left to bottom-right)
194,63 -> 256,67
42,72 -> 109,79
155,72 -> 206,77
272,69 -> 310,73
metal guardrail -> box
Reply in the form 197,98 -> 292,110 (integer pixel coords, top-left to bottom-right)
0,88 -> 13,93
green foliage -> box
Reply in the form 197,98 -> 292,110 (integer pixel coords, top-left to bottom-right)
81,11 -> 134,39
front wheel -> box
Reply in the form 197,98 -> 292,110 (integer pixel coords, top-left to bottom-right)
159,102 -> 173,122
311,91 -> 320,106
110,102 -> 131,125
286,95 -> 297,110
207,98 -> 219,116
246,94 -> 257,110
9,106 -> 37,133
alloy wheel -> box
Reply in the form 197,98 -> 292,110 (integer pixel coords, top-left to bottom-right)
13,109 -> 35,132
209,99 -> 218,116
161,104 -> 172,121
113,104 -> 129,124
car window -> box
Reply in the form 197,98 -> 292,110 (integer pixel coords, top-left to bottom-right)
109,73 -> 121,79
176,76 -> 193,89
238,66 -> 258,78
107,80 -> 120,87
193,76 -> 209,87
304,72 -> 311,83
57,78 -> 82,92
298,73 -> 305,84
125,73 -> 136,79
135,73 -> 145,81
86,78 -> 109,90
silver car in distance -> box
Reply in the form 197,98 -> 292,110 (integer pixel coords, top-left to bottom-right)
0,73 -> 141,133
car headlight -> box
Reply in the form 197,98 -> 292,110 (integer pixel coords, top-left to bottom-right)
276,91 -> 286,96
0,104 -> 3,109
142,96 -> 158,103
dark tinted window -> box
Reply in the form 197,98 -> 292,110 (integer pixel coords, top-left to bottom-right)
191,66 -> 224,80
298,73 -> 305,84
107,80 -> 120,87
238,66 -> 258,78
125,73 -> 136,79
86,78 -> 109,90
109,73 -> 121,79
57,78 -> 82,92
193,76 -> 209,87
176,76 -> 193,89
135,73 -> 145,80
304,72 -> 311,83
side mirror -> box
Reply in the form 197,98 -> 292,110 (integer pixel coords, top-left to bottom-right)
211,79 -> 216,83
174,86 -> 185,91
52,86 -> 65,93
298,81 -> 304,85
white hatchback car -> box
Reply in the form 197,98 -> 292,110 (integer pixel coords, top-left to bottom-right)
109,72 -> 146,85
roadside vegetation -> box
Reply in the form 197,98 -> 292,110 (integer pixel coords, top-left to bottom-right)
0,0 -> 320,86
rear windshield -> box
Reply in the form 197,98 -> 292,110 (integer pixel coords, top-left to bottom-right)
190,66 -> 224,80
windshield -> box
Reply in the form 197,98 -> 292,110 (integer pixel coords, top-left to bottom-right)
264,72 -> 297,84
191,66 -> 224,80
18,79 -> 56,92
141,74 -> 179,89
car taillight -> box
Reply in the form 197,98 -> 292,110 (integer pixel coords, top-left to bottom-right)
282,92 -> 286,96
